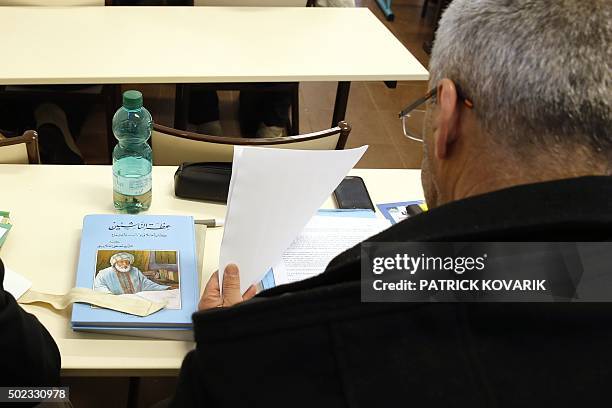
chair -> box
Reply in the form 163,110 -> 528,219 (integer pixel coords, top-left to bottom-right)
151,121 -> 350,165
0,130 -> 41,164
174,0 -> 316,136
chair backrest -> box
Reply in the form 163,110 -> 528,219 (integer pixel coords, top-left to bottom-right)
151,121 -> 351,165
0,131 -> 41,164
194,0 -> 309,6
0,0 -> 106,5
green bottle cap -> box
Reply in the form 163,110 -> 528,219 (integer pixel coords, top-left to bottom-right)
122,90 -> 143,110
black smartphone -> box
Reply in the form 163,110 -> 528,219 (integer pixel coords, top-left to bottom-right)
333,176 -> 375,211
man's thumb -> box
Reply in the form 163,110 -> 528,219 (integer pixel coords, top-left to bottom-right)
222,263 -> 243,306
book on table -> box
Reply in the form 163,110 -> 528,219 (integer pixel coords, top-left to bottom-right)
71,214 -> 201,340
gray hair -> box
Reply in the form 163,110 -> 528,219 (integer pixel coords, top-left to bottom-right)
429,0 -> 611,157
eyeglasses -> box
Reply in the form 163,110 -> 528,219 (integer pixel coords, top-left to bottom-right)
398,86 -> 474,142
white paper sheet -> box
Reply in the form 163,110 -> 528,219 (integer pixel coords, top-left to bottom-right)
3,266 -> 32,300
273,215 -> 391,285
219,146 -> 368,293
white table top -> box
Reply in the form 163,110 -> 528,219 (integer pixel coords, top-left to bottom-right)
0,164 -> 423,375
0,6 -> 428,85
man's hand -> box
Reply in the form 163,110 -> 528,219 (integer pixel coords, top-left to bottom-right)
198,263 -> 257,311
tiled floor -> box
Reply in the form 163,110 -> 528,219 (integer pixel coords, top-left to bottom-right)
63,0 -> 435,406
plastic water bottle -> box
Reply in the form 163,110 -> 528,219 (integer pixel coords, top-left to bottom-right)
112,90 -> 153,213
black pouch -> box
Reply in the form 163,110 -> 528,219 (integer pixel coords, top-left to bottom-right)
174,162 -> 232,203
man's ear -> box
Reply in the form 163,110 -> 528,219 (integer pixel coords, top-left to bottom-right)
434,79 -> 461,159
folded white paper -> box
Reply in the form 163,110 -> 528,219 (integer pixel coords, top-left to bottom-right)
19,288 -> 166,317
219,145 -> 368,293
3,266 -> 32,300
120,289 -> 181,310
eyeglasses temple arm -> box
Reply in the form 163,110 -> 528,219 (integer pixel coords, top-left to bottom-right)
398,88 -> 436,118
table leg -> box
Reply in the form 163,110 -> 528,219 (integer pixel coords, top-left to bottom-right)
127,376 -> 140,408
433,0 -> 451,30
331,81 -> 351,128
174,84 -> 189,130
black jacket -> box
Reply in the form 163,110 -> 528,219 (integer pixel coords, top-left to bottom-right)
171,176 -> 612,407
0,258 -> 60,391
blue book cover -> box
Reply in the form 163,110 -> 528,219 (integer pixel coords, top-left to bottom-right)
71,214 -> 197,330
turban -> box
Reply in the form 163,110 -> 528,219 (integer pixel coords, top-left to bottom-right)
110,252 -> 134,266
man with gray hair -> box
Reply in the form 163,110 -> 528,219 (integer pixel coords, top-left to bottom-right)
418,0 -> 611,208
166,1 -> 611,407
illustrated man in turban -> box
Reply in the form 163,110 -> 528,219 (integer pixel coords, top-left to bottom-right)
94,252 -> 170,295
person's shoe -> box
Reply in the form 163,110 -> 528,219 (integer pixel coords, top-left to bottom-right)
197,120 -> 223,136
34,103 -> 83,163
255,123 -> 287,138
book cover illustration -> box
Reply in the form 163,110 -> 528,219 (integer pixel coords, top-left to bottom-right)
72,214 -> 197,329
94,249 -> 181,310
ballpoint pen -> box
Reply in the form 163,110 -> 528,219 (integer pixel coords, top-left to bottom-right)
194,218 -> 225,228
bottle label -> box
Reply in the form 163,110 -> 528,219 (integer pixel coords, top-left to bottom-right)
113,172 -> 152,196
